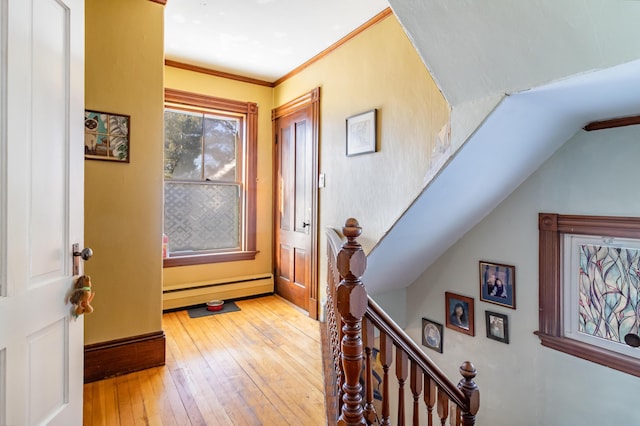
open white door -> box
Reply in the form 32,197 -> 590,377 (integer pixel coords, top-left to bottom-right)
0,0 -> 85,424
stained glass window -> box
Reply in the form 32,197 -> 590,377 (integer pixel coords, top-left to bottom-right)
563,235 -> 640,358
578,244 -> 640,344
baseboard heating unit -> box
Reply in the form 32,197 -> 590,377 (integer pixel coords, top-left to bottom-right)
162,274 -> 274,310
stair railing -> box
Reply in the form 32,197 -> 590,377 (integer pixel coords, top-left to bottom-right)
325,218 -> 479,426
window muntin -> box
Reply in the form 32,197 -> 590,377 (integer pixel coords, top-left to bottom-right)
162,89 -> 257,266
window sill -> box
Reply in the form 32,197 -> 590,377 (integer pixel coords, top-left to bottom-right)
163,250 -> 258,268
534,331 -> 640,378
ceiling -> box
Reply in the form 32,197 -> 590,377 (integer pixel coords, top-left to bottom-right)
164,0 -> 390,82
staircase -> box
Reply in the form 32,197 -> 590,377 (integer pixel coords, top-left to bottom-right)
323,219 -> 479,425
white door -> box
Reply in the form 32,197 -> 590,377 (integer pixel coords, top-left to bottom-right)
0,0 -> 85,424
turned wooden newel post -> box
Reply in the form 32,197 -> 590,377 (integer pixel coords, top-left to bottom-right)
458,361 -> 480,426
337,218 -> 368,426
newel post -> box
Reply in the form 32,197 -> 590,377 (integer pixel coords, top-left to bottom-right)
458,361 -> 480,426
337,218 -> 368,426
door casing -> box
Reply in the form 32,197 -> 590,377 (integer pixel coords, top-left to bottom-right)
272,87 -> 320,319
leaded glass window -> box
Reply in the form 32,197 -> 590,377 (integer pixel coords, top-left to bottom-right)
563,235 -> 640,359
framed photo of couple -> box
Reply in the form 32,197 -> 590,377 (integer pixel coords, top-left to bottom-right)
479,261 -> 516,309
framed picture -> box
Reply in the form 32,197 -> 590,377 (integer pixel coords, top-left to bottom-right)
84,109 -> 130,162
445,292 -> 475,336
422,318 -> 443,353
479,261 -> 516,309
485,311 -> 509,344
346,109 -> 376,156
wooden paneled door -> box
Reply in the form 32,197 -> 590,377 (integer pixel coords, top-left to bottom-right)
273,88 -> 320,318
0,0 -> 85,424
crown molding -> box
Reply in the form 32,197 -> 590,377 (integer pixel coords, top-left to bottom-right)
274,7 -> 393,86
164,7 -> 394,87
164,59 -> 275,87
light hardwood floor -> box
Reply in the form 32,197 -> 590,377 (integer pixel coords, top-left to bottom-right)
83,295 -> 327,425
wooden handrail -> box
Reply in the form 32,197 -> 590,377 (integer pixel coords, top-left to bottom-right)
365,297 -> 467,408
324,219 -> 479,425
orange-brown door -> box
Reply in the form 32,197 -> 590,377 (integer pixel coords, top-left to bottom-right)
274,106 -> 314,312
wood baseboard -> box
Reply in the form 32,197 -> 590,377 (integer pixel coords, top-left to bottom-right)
84,331 -> 166,383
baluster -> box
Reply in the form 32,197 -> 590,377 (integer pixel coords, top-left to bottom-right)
424,376 -> 436,426
446,402 -> 462,426
396,346 -> 408,426
379,331 -> 392,426
437,388 -> 449,426
336,312 -> 345,415
338,349 -> 343,408
329,297 -> 342,414
336,218 -> 368,426
410,361 -> 423,426
362,317 -> 377,424
327,243 -> 343,416
457,362 -> 480,426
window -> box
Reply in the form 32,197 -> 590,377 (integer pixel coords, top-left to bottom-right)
563,234 -> 640,358
163,89 -> 257,267
537,213 -> 640,377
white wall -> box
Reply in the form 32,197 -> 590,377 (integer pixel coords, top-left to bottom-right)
371,288 -> 407,329
404,125 -> 640,425
388,1 -> 640,149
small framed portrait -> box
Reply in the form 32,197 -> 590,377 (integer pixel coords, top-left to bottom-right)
479,261 -> 516,309
445,292 -> 475,336
485,311 -> 509,344
422,318 -> 443,353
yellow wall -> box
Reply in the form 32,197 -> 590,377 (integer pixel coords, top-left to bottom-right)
84,0 -> 164,345
162,68 -> 274,292
274,15 -> 449,306
83,8 -> 445,339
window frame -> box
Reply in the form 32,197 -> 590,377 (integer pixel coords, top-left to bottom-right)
536,213 -> 640,377
163,88 -> 258,267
